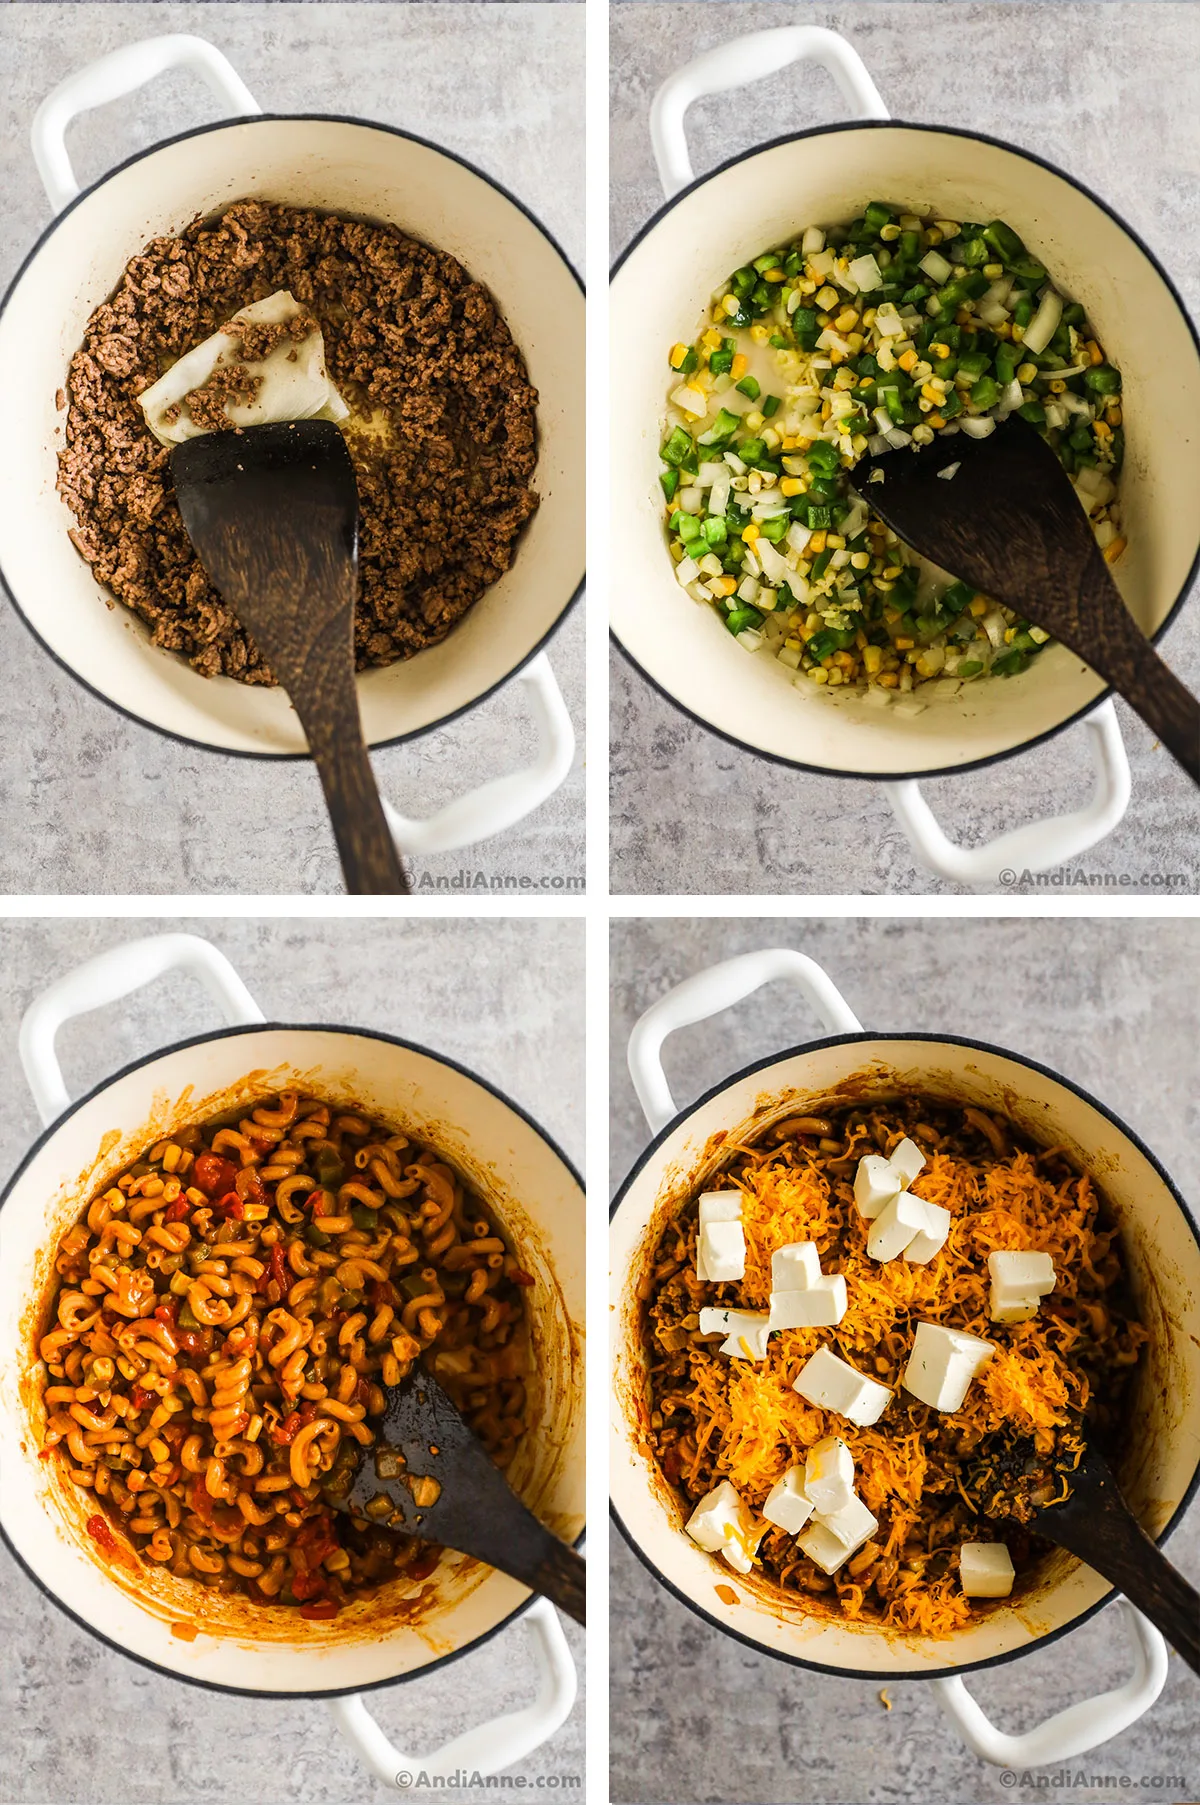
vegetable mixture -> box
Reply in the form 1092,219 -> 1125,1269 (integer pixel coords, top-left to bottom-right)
661,204 -> 1125,706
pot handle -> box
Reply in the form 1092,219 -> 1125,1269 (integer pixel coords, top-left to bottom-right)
31,34 -> 261,215
379,653 -> 576,858
328,1597 -> 577,1788
628,948 -> 862,1134
19,931 -> 265,1128
931,1600 -> 1167,1766
884,698 -> 1131,890
651,25 -> 889,200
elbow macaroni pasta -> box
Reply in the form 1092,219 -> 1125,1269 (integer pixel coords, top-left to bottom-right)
38,1092 -> 534,1619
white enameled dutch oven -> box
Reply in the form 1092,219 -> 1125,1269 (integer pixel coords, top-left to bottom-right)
610,27 -> 1200,887
0,934 -> 585,1788
0,35 -> 584,862
609,947 -> 1200,1766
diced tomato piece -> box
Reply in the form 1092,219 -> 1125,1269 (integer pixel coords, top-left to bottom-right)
162,1196 -> 190,1223
369,1279 -> 398,1308
176,1327 -> 210,1356
409,1550 -> 440,1582
192,1153 -> 238,1199
190,1478 -> 215,1524
299,1599 -> 341,1620
86,1514 -> 118,1556
510,1269 -> 536,1288
270,1411 -> 303,1447
131,1386 -> 155,1410
269,1245 -> 289,1292
215,1192 -> 245,1220
305,1191 -> 324,1213
242,1175 -> 267,1207
290,1567 -> 326,1601
353,1377 -> 371,1408
154,1300 -> 179,1328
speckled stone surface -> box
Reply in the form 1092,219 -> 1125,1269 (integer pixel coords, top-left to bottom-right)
610,915 -> 1200,1802
0,4 -> 584,896
610,2 -> 1200,896
0,916 -> 584,1803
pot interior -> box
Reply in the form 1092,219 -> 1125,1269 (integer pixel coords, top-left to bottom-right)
611,124 -> 1200,776
0,117 -> 584,755
610,1035 -> 1200,1676
0,1026 -> 585,1692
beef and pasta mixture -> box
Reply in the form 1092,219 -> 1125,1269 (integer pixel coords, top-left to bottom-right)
643,1097 -> 1146,1634
38,1092 -> 533,1618
57,200 -> 539,683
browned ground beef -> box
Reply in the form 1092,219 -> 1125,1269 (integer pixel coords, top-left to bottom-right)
56,200 -> 540,683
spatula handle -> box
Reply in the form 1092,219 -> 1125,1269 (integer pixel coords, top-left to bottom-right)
1078,562 -> 1200,786
1052,1501 -> 1200,1677
304,715 -> 410,895
529,1536 -> 586,1627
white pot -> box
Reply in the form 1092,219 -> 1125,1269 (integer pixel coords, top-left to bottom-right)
610,27 -> 1200,886
609,947 -> 1200,1766
0,933 -> 585,1789
0,35 -> 584,859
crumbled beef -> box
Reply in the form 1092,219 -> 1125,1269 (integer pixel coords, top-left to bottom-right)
56,201 -> 540,683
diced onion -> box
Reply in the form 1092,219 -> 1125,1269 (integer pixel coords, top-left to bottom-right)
919,250 -> 952,284
1021,287 -> 1063,357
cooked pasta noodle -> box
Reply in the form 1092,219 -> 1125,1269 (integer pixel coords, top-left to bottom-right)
38,1092 -> 535,1619
644,1097 -> 1145,1635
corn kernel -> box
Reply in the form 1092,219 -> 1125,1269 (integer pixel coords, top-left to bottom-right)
983,262 -> 1004,279
730,353 -> 748,380
1094,420 -> 1112,443
1017,363 -> 1037,385
863,644 -> 883,674
781,477 -> 803,496
816,285 -> 840,310
764,267 -> 786,283
149,1437 -> 170,1464
750,324 -> 770,345
807,530 -> 827,555
825,534 -> 846,550
810,667 -> 829,684
742,522 -> 761,545
878,670 -> 900,689
850,552 -> 871,571
882,565 -> 903,581
668,343 -> 689,370
1103,536 -> 1127,564
921,382 -> 943,404
1049,379 -> 1067,394
1106,403 -> 1122,426
926,227 -> 943,245
897,349 -> 919,373
969,597 -> 988,617
894,637 -> 914,651
721,295 -> 740,317
702,328 -> 722,352
1087,340 -> 1103,365
834,308 -> 859,333
927,413 -> 946,430
711,576 -> 737,596
929,343 -> 950,360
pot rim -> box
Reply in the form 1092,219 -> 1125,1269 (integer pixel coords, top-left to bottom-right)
609,1025 -> 1200,1680
0,110 -> 586,764
0,1017 -> 585,1699
610,115 -> 1200,783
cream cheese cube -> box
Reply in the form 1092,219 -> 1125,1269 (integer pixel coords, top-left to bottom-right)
816,1491 -> 877,1555
698,1190 -> 745,1225
866,1190 -> 930,1263
903,1199 -> 952,1265
697,1219 -> 745,1283
721,1521 -> 767,1574
889,1137 -> 927,1187
720,1315 -> 772,1361
960,1541 -> 1015,1597
853,1154 -> 903,1219
988,1251 -> 1055,1299
990,1295 -> 1040,1325
685,1479 -> 747,1552
699,1306 -> 764,1339
793,1346 -> 892,1426
798,1520 -> 856,1575
768,1274 -> 847,1331
804,1437 -> 855,1514
903,1322 -> 995,1412
772,1241 -> 822,1289
763,1467 -> 815,1534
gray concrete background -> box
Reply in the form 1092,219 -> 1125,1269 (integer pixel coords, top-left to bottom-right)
609,2 -> 1200,896
610,915 -> 1200,1802
0,4 -> 584,896
0,916 -> 584,1804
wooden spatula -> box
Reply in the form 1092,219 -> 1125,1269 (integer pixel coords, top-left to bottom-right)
325,1365 -> 585,1626
171,421 -> 409,895
1028,1441 -> 1200,1676
974,1434 -> 1200,1675
859,415 -> 1200,784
